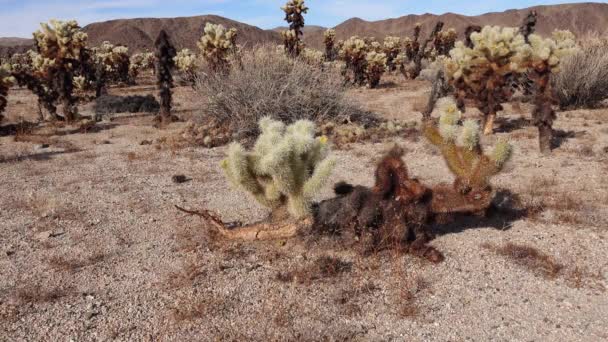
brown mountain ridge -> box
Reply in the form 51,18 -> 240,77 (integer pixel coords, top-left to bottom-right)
1,2 -> 606,57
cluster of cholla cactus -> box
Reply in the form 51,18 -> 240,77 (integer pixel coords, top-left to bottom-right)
323,29 -> 337,61
515,30 -> 577,152
423,97 -> 512,214
382,36 -> 402,71
197,23 -> 237,73
155,30 -> 176,124
339,36 -> 387,88
221,117 -> 335,219
444,26 -> 529,135
30,19 -> 89,121
129,51 -> 155,80
0,64 -> 15,120
281,0 -> 308,58
94,41 -> 131,85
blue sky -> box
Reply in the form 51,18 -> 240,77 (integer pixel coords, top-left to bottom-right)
0,0 -> 595,38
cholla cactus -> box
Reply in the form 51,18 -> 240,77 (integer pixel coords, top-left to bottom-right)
281,0 -> 308,57
155,30 -> 176,124
301,48 -> 324,66
129,51 -> 155,80
383,36 -> 402,71
423,97 -> 512,211
0,64 -> 15,120
174,48 -> 199,85
515,30 -> 577,153
221,117 -> 335,219
197,23 -> 237,73
434,28 -> 457,56
339,36 -> 368,86
444,25 -> 528,135
32,19 -> 88,121
94,41 -> 131,84
324,29 -> 337,61
365,51 -> 387,88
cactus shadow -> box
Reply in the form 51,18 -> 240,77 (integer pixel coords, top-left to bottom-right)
0,121 -> 38,137
430,190 -> 528,236
552,129 -> 585,149
494,116 -> 531,133
0,148 -> 82,163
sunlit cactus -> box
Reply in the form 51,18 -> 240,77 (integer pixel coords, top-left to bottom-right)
173,48 -> 199,84
301,48 -> 324,66
444,25 -> 528,135
129,51 -> 155,80
434,28 -> 457,56
0,64 -> 15,120
32,19 -> 89,121
365,51 -> 387,88
197,23 -> 237,73
339,36 -> 368,86
281,0 -> 308,57
382,36 -> 402,71
221,117 -> 335,219
423,97 -> 512,211
323,28 -> 337,61
94,41 -> 131,85
515,30 -> 578,153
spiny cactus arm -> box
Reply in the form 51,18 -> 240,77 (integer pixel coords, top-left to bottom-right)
302,156 -> 336,198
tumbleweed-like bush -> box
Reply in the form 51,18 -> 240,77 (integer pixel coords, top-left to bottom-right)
552,34 -> 608,109
197,23 -> 237,73
195,45 -> 375,139
221,117 -> 336,219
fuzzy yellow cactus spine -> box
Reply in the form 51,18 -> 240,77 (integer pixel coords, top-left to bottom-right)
323,28 -> 337,61
221,117 -> 336,219
32,19 -> 88,121
424,97 -> 512,189
281,0 -> 308,57
198,23 -> 237,73
0,64 -> 15,120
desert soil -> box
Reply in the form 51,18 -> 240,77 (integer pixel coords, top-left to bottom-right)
1,75 -> 607,341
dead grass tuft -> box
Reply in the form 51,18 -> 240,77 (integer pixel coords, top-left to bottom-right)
48,252 -> 108,273
14,284 -> 72,304
483,242 -> 563,279
276,255 -> 352,285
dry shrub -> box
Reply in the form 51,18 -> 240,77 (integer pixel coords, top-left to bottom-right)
276,255 -> 352,285
483,242 -> 563,279
553,33 -> 608,109
195,45 -> 376,139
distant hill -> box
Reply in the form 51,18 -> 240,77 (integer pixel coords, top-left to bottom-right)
304,2 -> 608,48
1,2 -> 607,57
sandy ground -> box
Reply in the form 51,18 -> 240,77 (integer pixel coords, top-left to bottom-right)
1,76 -> 607,341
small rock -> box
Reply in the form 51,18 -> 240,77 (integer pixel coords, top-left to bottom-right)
140,140 -> 152,146
172,174 -> 190,184
35,231 -> 52,241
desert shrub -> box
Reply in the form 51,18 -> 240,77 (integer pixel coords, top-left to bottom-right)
552,34 -> 608,109
195,45 -> 375,139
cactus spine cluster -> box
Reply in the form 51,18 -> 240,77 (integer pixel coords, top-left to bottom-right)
221,117 -> 336,219
323,29 -> 337,61
281,0 -> 308,58
155,30 -> 176,124
424,97 -> 512,192
198,23 -> 237,73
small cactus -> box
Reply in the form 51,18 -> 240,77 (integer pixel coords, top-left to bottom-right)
323,29 -> 337,61
221,117 -> 335,219
174,48 -> 199,85
382,36 -> 402,71
93,41 -> 131,85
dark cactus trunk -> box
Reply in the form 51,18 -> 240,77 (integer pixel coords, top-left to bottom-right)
154,30 -> 177,124
532,70 -> 556,154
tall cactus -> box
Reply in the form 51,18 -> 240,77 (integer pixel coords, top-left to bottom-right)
32,19 -> 88,121
382,36 -> 402,71
198,23 -> 237,73
155,30 -> 176,124
281,0 -> 308,58
221,117 -> 336,219
514,30 -> 577,153
444,26 -> 528,135
339,36 -> 368,86
323,28 -> 337,61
